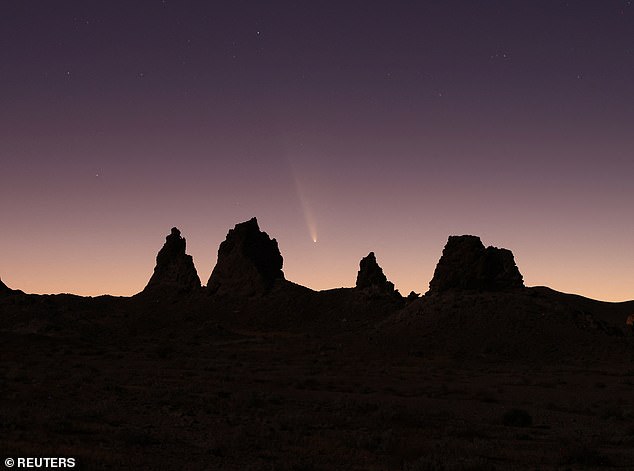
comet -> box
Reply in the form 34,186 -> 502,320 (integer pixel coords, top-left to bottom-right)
288,159 -> 318,243
295,175 -> 318,243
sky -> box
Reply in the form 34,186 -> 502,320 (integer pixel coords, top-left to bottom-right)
1,1 -> 633,301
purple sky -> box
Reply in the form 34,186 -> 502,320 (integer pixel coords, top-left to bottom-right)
1,1 -> 633,300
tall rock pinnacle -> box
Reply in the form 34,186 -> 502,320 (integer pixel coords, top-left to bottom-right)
428,235 -> 524,293
207,218 -> 284,296
143,227 -> 201,294
355,252 -> 396,295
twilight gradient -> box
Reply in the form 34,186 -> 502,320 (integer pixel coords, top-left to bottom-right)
1,1 -> 633,301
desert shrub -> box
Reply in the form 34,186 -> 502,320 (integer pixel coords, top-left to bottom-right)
502,408 -> 532,427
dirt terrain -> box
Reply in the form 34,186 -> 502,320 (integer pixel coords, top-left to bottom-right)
2,284 -> 634,470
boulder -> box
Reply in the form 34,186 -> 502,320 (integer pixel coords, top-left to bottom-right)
143,227 -> 201,294
207,218 -> 284,296
355,252 -> 396,295
428,235 -> 524,293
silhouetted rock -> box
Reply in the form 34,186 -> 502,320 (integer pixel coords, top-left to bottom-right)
143,227 -> 201,294
0,278 -> 10,293
626,314 -> 634,330
208,218 -> 284,296
428,235 -> 524,293
407,291 -> 420,301
355,252 -> 396,295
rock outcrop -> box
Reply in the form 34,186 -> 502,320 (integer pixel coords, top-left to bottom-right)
0,277 -> 10,293
143,227 -> 201,294
355,252 -> 396,295
407,291 -> 420,301
428,235 -> 524,293
207,218 -> 284,296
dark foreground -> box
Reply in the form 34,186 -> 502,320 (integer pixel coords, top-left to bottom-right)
2,285 -> 634,470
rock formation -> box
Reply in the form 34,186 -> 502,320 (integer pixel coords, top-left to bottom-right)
407,291 -> 420,301
0,277 -> 10,293
143,227 -> 201,294
355,252 -> 396,295
428,235 -> 524,293
207,218 -> 284,296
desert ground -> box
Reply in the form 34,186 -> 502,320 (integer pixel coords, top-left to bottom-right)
2,284 -> 634,470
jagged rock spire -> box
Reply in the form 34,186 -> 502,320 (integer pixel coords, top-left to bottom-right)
355,252 -> 396,295
207,218 -> 284,296
143,227 -> 201,294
